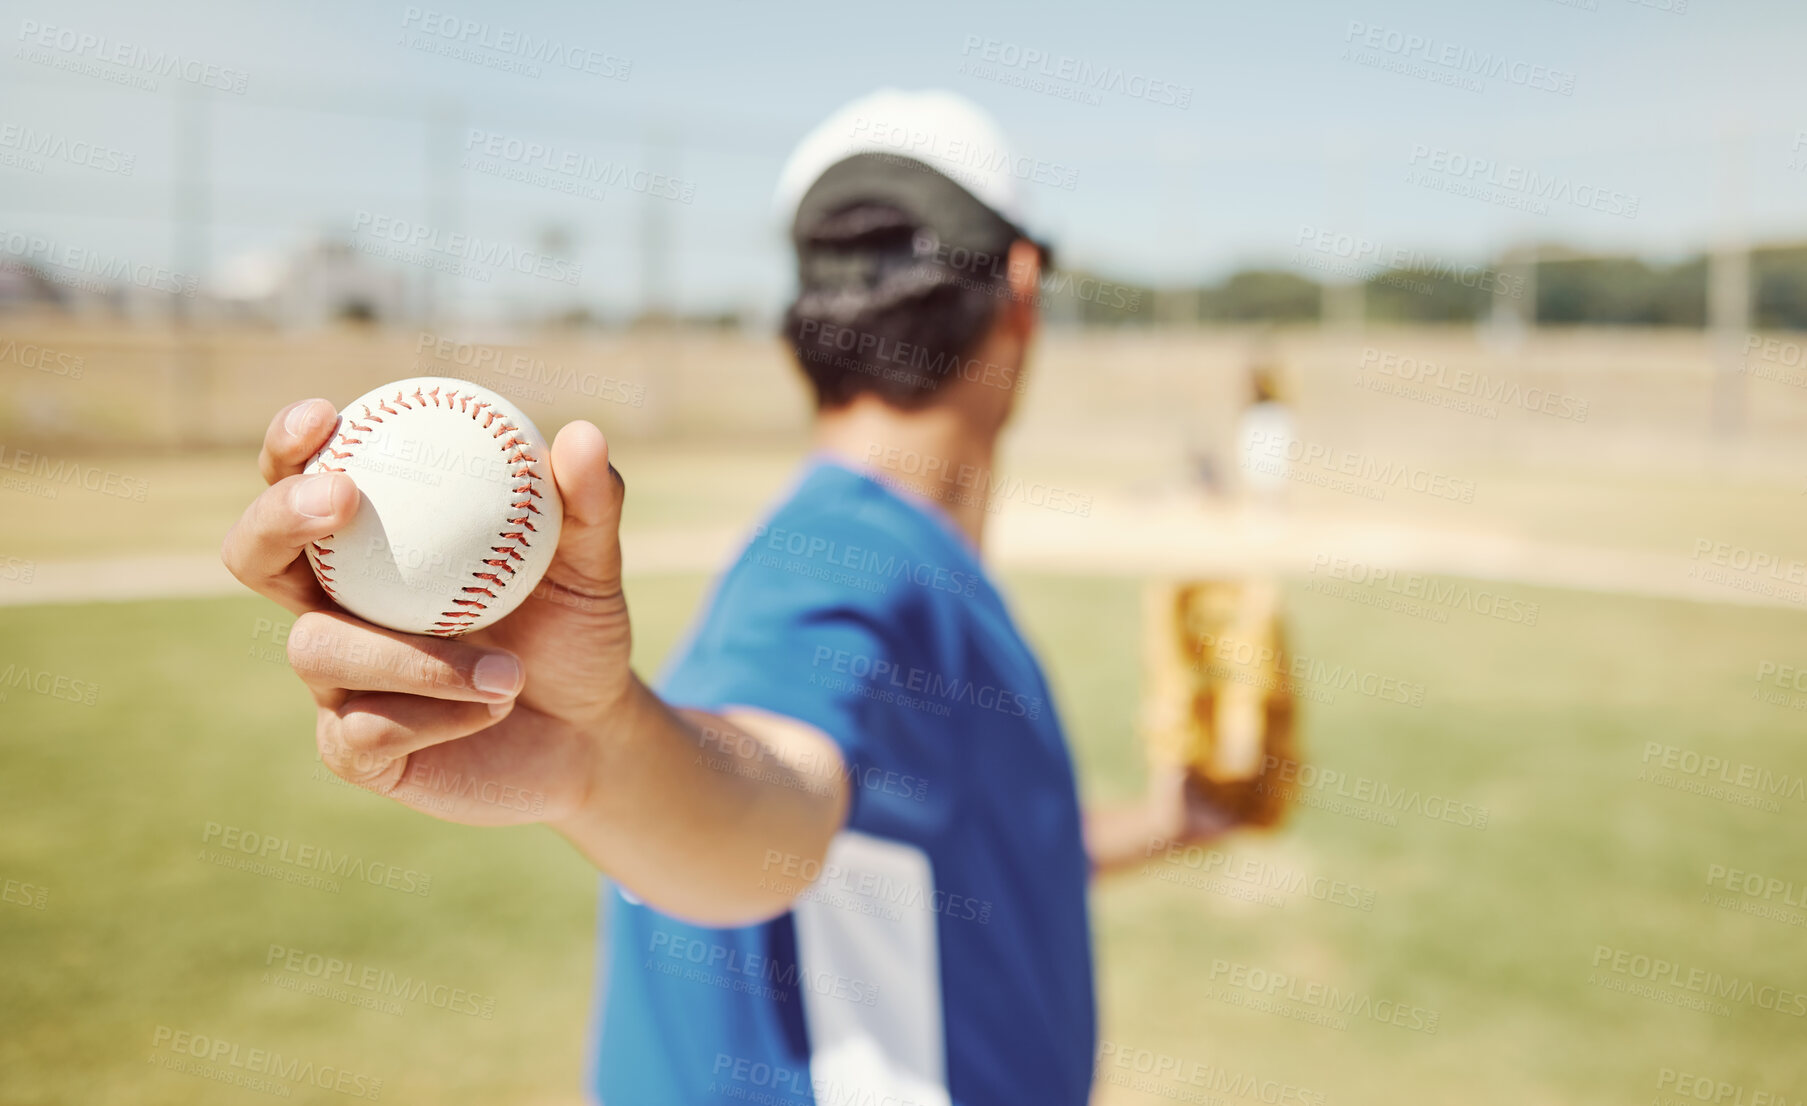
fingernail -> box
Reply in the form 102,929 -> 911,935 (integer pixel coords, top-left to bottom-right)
487,699 -> 512,719
285,399 -> 324,438
292,475 -> 338,518
472,654 -> 522,697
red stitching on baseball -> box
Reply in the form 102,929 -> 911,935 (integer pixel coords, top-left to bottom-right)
308,387 -> 547,637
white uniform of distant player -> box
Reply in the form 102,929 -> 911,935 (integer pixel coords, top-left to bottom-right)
1237,395 -> 1294,508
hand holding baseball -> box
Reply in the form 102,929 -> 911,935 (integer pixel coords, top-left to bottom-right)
221,394 -> 636,826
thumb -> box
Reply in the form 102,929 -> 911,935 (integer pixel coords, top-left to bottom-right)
543,420 -> 625,600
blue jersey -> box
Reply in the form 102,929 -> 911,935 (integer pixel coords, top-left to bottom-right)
590,457 -> 1094,1106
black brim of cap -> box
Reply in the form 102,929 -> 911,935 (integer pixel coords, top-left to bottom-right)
791,151 -> 1055,270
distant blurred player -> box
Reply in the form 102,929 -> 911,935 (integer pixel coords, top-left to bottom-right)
1234,344 -> 1296,510
1145,342 -> 1301,834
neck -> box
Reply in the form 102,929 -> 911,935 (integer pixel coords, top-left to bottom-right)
812,394 -> 999,548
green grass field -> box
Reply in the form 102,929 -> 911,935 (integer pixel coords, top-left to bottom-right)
2,574 -> 1805,1104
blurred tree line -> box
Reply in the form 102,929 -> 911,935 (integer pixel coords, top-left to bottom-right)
1049,244 -> 1807,329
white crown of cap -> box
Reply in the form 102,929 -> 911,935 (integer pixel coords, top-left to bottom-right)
773,88 -> 1030,233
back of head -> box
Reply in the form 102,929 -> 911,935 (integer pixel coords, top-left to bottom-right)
784,197 -> 1007,409
775,90 -> 1052,410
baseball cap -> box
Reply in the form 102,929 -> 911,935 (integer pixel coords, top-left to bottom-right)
774,88 -> 1055,278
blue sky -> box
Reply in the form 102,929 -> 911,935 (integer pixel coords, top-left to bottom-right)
6,0 -> 1806,319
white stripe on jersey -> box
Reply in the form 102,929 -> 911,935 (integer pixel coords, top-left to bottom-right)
793,831 -> 951,1106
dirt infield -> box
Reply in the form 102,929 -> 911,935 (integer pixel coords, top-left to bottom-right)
5,322 -> 1803,612
2,502 -> 1793,614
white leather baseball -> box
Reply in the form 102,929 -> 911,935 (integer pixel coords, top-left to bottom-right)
303,376 -> 563,636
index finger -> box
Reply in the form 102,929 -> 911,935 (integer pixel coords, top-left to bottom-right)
220,471 -> 359,616
260,398 -> 338,486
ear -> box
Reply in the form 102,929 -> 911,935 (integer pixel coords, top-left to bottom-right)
1003,239 -> 1043,340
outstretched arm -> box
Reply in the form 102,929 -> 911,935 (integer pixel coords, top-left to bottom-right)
223,398 -> 849,927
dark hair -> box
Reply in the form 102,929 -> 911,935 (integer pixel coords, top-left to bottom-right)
782,202 -> 1004,410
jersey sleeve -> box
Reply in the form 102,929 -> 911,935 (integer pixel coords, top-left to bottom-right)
656,551 -> 956,844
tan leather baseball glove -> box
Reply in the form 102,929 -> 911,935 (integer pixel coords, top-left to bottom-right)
1140,578 -> 1301,829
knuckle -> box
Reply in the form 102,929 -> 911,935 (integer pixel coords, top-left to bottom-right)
219,530 -> 243,578
220,513 -> 274,584
318,717 -> 396,782
286,612 -> 344,675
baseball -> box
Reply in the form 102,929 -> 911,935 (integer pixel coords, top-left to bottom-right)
302,376 -> 563,636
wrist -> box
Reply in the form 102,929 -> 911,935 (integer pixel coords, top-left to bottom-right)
551,673 -> 658,838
